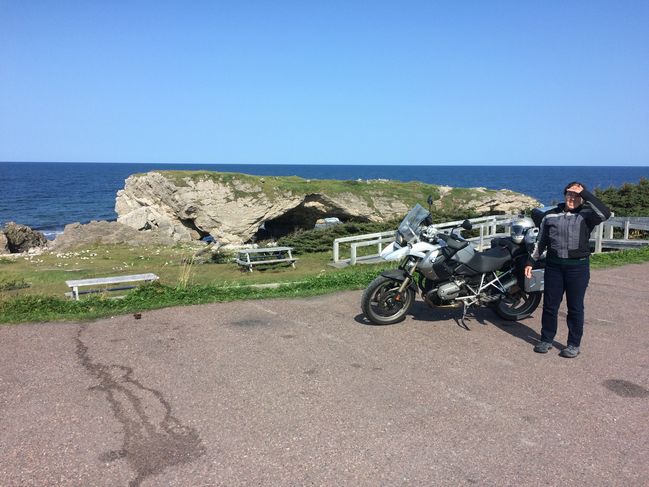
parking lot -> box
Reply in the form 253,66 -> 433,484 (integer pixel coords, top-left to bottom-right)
1,263 -> 648,486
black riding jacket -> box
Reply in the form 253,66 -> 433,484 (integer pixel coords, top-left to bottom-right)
529,189 -> 612,264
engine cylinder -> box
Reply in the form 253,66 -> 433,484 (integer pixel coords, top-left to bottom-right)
436,279 -> 465,300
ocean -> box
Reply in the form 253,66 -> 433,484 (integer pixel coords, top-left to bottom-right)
1,162 -> 648,240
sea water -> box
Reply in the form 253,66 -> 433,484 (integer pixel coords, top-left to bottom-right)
1,162 -> 648,239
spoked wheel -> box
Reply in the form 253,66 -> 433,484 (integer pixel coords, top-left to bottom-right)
495,286 -> 542,321
361,276 -> 415,325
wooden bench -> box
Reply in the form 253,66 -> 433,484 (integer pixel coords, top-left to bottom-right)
235,247 -> 297,272
65,273 -> 159,300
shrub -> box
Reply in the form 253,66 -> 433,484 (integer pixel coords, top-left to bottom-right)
0,278 -> 30,291
595,178 -> 649,217
275,206 -> 497,254
276,220 -> 401,254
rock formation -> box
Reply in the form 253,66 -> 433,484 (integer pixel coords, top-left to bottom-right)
50,220 -> 176,251
0,231 -> 8,253
115,171 -> 540,245
2,222 -> 47,253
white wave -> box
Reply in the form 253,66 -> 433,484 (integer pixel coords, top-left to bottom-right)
43,230 -> 64,241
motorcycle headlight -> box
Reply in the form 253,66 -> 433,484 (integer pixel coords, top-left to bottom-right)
395,231 -> 406,247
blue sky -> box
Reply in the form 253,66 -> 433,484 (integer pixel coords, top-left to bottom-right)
1,1 -> 648,165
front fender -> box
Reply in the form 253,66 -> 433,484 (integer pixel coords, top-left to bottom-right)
380,269 -> 418,291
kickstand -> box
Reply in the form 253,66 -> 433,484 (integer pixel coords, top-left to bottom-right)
456,302 -> 470,330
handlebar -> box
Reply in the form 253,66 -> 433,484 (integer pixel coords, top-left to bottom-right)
434,231 -> 469,251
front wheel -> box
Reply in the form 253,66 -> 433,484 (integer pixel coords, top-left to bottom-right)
361,276 -> 415,325
495,287 -> 542,321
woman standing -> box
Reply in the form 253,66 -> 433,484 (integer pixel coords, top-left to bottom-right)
524,182 -> 611,358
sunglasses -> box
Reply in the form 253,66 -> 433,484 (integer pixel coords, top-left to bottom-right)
565,191 -> 582,198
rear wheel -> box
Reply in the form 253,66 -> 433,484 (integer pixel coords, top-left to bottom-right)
495,286 -> 542,321
361,276 -> 415,325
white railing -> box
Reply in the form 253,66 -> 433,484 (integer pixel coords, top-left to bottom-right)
333,215 -> 516,265
332,231 -> 394,264
333,214 -> 649,266
593,216 -> 649,252
603,216 -> 649,237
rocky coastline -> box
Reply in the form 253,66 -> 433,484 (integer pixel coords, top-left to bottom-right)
2,170 -> 540,254
1,222 -> 48,254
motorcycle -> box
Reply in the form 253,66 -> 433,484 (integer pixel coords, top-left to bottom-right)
361,203 -> 543,325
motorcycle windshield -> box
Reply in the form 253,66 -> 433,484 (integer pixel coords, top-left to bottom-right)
397,204 -> 430,244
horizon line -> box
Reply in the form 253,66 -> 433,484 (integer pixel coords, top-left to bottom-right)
2,161 -> 649,167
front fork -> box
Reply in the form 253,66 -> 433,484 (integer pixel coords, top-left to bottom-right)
396,277 -> 412,296
395,258 -> 417,298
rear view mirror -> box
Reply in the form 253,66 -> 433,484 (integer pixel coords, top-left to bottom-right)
461,219 -> 472,231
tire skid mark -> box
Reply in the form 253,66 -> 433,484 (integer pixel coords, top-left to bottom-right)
75,325 -> 205,487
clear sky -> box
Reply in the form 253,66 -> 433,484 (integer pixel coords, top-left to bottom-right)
1,1 -> 648,165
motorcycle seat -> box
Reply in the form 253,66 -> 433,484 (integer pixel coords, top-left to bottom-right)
464,246 -> 512,273
491,237 -> 528,258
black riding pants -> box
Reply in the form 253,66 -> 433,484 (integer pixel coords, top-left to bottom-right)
540,261 -> 590,347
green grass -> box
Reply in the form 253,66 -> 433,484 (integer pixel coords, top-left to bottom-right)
0,244 -> 336,297
590,245 -> 649,268
0,240 -> 391,323
0,262 -> 390,324
2,240 -> 649,325
0,278 -> 30,291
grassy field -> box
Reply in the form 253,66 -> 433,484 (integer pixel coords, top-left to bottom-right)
2,242 -> 648,324
0,243 -> 337,297
0,242 -> 391,323
590,244 -> 649,268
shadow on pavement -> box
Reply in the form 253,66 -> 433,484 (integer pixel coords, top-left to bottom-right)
355,300 -> 556,348
354,301 -> 460,327
454,307 -> 556,347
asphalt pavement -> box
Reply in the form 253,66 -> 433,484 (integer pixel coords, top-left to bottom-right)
1,263 -> 648,486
